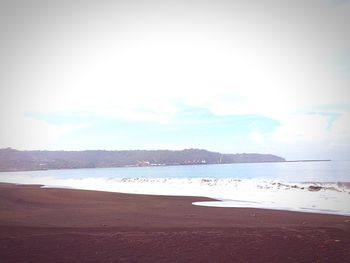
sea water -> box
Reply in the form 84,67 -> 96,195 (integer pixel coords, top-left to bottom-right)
0,160 -> 349,215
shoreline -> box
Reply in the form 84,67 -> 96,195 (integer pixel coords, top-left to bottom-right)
40,183 -> 350,217
2,174 -> 350,217
0,159 -> 332,173
1,183 -> 350,262
1,182 -> 349,227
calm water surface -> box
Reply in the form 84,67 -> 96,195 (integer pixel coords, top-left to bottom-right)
1,160 -> 349,182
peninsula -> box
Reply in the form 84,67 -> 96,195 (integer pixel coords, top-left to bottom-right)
0,148 -> 285,172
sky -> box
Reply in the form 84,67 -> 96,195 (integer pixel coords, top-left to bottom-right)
0,0 -> 350,160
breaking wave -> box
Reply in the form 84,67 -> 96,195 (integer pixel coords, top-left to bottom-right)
1,173 -> 350,216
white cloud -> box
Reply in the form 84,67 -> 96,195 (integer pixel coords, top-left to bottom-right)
0,111 -> 89,150
1,0 -> 350,157
272,114 -> 331,142
331,112 -> 350,138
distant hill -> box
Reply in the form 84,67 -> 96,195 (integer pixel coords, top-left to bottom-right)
0,148 -> 285,172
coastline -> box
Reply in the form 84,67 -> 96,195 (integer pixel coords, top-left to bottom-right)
0,159 -> 331,173
2,170 -> 350,216
0,183 -> 349,262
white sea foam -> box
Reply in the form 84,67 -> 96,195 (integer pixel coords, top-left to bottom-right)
1,173 -> 350,216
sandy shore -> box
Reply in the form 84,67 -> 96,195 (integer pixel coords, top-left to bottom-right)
0,183 -> 349,262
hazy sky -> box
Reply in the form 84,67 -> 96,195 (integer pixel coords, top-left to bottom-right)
1,0 -> 350,160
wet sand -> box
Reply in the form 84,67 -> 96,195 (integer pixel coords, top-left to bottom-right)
0,183 -> 349,262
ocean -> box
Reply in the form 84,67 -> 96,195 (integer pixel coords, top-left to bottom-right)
1,160 -> 350,216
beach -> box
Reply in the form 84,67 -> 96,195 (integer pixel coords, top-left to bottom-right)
0,183 -> 349,262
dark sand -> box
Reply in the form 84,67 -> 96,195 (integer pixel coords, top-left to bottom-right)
0,183 -> 349,262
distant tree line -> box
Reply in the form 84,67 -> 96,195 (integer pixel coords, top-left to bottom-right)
0,148 -> 285,172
